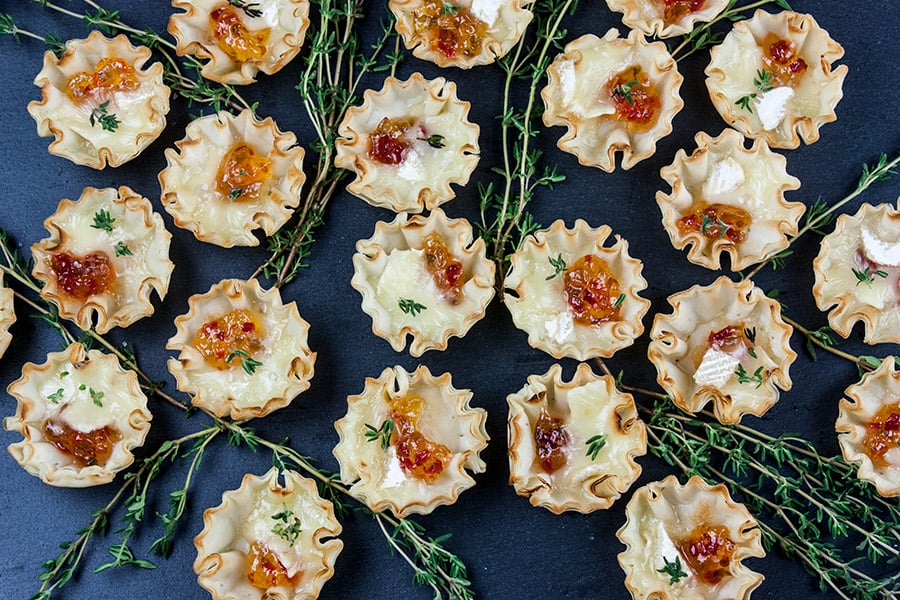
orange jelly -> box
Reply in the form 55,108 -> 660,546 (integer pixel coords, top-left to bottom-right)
192,309 -> 265,370
676,202 -> 752,244
413,0 -> 488,59
43,417 -> 121,468
51,251 -> 116,300
862,403 -> 900,468
707,324 -> 749,355
66,57 -> 138,102
389,395 -> 452,483
423,233 -> 465,304
607,65 -> 661,133
368,117 -> 415,165
563,255 -> 622,326
762,34 -> 808,87
678,525 -> 735,586
245,540 -> 299,589
533,407 -> 569,475
662,0 -> 706,23
215,143 -> 274,202
210,4 -> 270,62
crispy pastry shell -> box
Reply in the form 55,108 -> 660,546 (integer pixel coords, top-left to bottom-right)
507,363 -> 646,513
0,272 -> 15,359
333,365 -> 488,518
541,29 -> 684,172
167,278 -> 316,420
605,0 -> 730,38
194,468 -> 343,600
5,343 -> 152,487
504,219 -> 650,360
648,276 -> 795,423
334,73 -> 480,213
31,186 -> 174,334
26,31 -> 170,169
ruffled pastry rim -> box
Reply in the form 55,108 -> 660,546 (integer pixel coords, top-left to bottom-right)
705,10 -> 848,149
26,30 -> 170,170
333,365 -> 489,518
812,201 -> 900,344
193,467 -> 343,600
605,0 -> 730,38
541,29 -> 684,172
159,108 -> 306,248
31,185 -> 174,334
648,276 -> 796,424
616,475 -> 765,600
4,342 -> 152,487
504,218 -> 651,360
350,208 -> 496,356
836,357 -> 900,497
334,72 -> 481,213
0,272 -> 15,359
389,0 -> 534,68
506,363 -> 647,514
167,278 -> 316,420
656,128 -> 803,271
169,0 -> 311,85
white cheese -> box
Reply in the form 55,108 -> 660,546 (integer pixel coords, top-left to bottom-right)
693,348 -> 740,388
470,0 -> 502,26
397,145 -> 425,182
861,227 -> 900,267
753,86 -> 794,131
557,59 -> 576,106
382,447 -> 408,488
544,312 -> 574,343
703,156 -> 745,197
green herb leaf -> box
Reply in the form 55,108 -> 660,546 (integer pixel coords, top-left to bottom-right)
442,2 -> 459,16
89,388 -> 104,407
546,254 -> 566,280
271,506 -> 303,546
611,79 -> 639,105
735,364 -> 765,388
89,101 -> 120,133
613,293 -> 625,309
852,266 -> 888,286
227,0 -> 262,18
418,134 -> 446,149
114,242 -> 132,257
398,298 -> 427,317
225,348 -> 263,375
657,555 -> 687,584
228,188 -> 243,201
364,418 -> 395,451
585,434 -> 607,461
47,388 -> 65,404
91,209 -> 115,234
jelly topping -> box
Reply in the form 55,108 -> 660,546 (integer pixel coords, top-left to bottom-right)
192,309 -> 265,370
676,202 -> 752,245
862,402 -> 900,468
367,117 -> 416,165
661,0 -> 706,23
210,4 -> 270,63
678,525 -> 735,586
42,417 -> 121,468
761,34 -> 808,88
51,251 -> 117,300
533,404 -> 569,474
563,254 -> 622,325
215,143 -> 274,202
66,57 -> 139,102
707,324 -> 750,356
245,540 -> 299,589
389,394 -> 452,482
412,0 -> 489,59
607,65 -> 661,134
423,233 -> 465,304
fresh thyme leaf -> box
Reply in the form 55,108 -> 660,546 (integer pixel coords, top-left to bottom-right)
89,388 -> 104,407
229,188 -> 243,201
852,266 -> 888,286
225,348 -> 263,375
611,79 -> 638,105
657,555 -> 687,584
613,293 -> 625,309
748,347 -> 757,359
47,388 -> 65,404
79,384 -> 86,391
585,434 -> 607,460
364,418 -> 395,451
700,213 -> 730,239
114,242 -> 132,257
271,506 -> 302,546
743,327 -> 756,344
227,0 -> 263,18
89,101 -> 120,133
398,298 -> 427,316
417,134 -> 446,149
754,69 -> 774,93
735,364 -> 765,388
0,13 -> 18,41
91,209 -> 115,234
546,254 -> 566,280
442,2 -> 459,15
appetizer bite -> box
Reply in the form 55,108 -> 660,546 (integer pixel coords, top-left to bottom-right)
0,272 -> 14,359
605,0 -> 730,38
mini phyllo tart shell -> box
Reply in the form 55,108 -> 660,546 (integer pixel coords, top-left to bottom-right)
812,201 -> 900,344
160,109 -> 306,248
541,29 -> 683,172
616,475 -> 765,600
350,208 -> 495,356
657,128 -> 802,271
605,0 -> 729,39
705,10 -> 847,149
389,0 -> 533,68
836,357 -> 900,497
167,278 -> 316,420
169,0 -> 311,85
27,31 -> 170,169
31,186 -> 174,334
504,219 -> 650,360
648,277 -> 795,424
194,468 -> 343,600
5,343 -> 152,487
0,272 -> 15,359
507,363 -> 646,514
333,365 -> 488,518
334,73 -> 480,213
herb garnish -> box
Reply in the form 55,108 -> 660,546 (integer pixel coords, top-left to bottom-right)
398,298 -> 427,317
227,0 -> 263,18
365,418 -> 395,451
852,266 -> 888,286
657,555 -> 688,584
418,134 -> 446,149
585,434 -> 607,460
735,69 -> 774,113
225,348 -> 263,375
442,2 -> 459,16
611,79 -> 639,105
546,254 -> 566,280
89,387 -> 104,407
271,506 -> 302,546
613,293 -> 625,309
47,388 -> 65,404
91,209 -> 115,234
228,188 -> 243,202
735,364 -> 764,388
115,242 -> 133,257
700,214 -> 730,239
89,101 -> 120,132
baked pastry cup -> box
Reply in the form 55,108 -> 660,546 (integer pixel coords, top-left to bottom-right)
334,73 -> 480,213
605,0 -> 730,39
4,343 -> 152,487
541,29 -> 683,172
194,468 -> 343,600
812,201 -> 900,344
333,365 -> 489,518
836,357 -> 900,497
0,272 -> 15,359
159,109 -> 305,248
504,219 -> 650,360
169,0 -> 311,85
656,128 -> 803,271
167,278 -> 316,420
26,30 -> 170,170
31,186 -> 174,334
350,208 -> 495,356
507,363 -> 646,514
705,10 -> 847,149
616,475 -> 765,600
648,276 -> 795,424
389,0 -> 533,68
